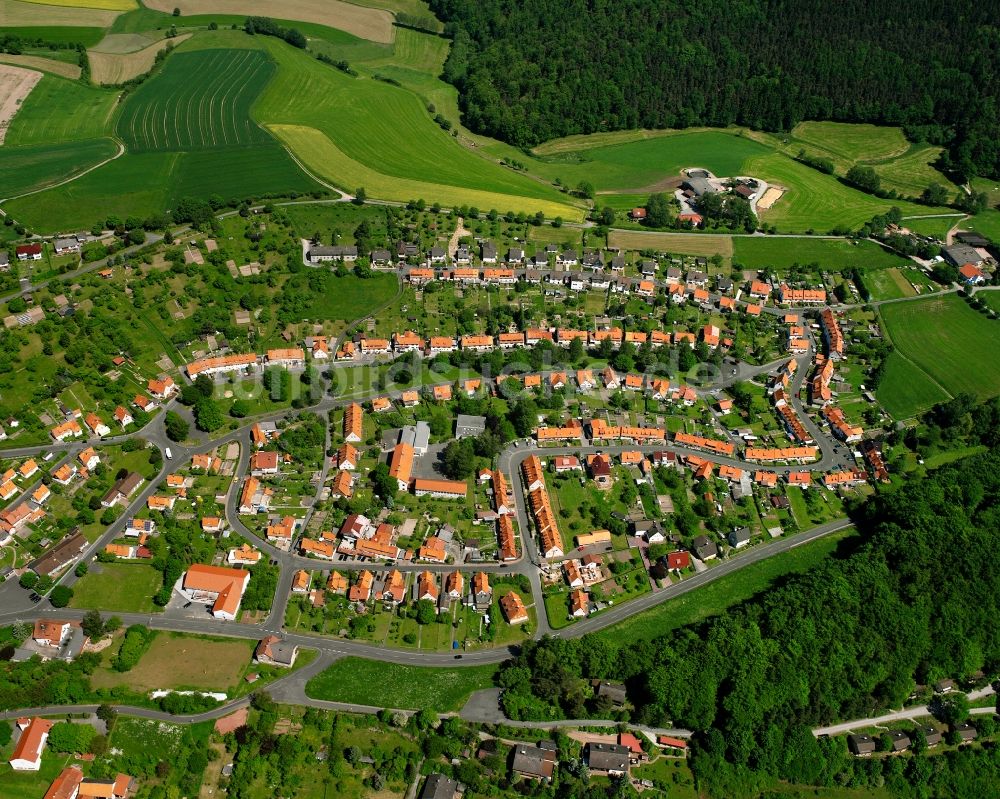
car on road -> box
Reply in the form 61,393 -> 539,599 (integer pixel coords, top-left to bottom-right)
454,655 -> 463,659
29,592 -> 41,603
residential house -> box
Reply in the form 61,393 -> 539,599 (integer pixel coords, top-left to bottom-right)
585,743 -> 629,776
500,591 -> 529,624
255,635 -> 298,668
511,743 -> 557,781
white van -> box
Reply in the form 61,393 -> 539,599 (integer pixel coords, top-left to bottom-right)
165,447 -> 173,460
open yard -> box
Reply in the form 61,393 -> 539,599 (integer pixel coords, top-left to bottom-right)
90,632 -> 255,692
305,657 -> 498,711
732,237 -> 908,270
69,562 -> 162,613
878,294 -> 1000,416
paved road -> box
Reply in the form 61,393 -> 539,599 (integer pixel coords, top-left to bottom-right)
812,686 -> 997,736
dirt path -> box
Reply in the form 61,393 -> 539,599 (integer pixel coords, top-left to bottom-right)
447,216 -> 471,256
0,64 -> 42,145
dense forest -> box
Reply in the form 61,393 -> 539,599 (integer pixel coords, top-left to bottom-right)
430,0 -> 1000,180
498,431 -> 1000,796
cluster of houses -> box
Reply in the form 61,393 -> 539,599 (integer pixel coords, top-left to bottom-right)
47,377 -> 176,441
291,562 -> 511,620
417,714 -> 689,798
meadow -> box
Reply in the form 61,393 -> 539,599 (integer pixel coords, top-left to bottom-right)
90,632 -> 255,692
732,237 -> 908,270
0,137 -> 117,199
527,129 -> 772,192
271,123 -> 580,218
305,657 -> 499,711
4,74 -> 116,145
876,352 -> 950,420
742,152 -> 939,232
69,561 -> 162,612
116,48 -> 275,151
878,294 -> 1000,415
901,214 -> 962,239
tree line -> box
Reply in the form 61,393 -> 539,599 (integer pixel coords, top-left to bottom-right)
497,440 -> 1000,796
429,0 -> 1000,182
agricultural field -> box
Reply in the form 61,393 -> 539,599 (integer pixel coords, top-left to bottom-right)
0,0 -> 122,27
116,48 -> 275,151
608,229 -> 733,258
862,267 -> 916,301
0,53 -> 81,79
876,353 -> 950,420
143,0 -> 396,43
732,237 -> 908,270
878,294 -> 1000,416
88,33 -> 191,84
3,74 -> 116,145
29,0 -> 136,9
0,138 -> 118,199
3,150 -> 175,229
305,657 -> 499,711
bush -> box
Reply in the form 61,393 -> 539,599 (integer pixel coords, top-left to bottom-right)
113,625 -> 152,672
49,585 -> 73,607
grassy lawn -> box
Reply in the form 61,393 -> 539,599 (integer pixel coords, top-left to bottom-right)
592,526 -> 857,647
876,352 -> 950,419
69,562 -> 163,613
732,237 -> 907,270
633,757 -> 698,799
90,632 -> 256,693
862,267 -> 914,301
305,657 -> 499,711
878,294 -> 1000,413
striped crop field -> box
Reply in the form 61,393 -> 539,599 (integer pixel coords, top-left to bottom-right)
116,48 -> 274,151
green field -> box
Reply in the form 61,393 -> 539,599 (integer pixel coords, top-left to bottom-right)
4,75 -> 117,145
4,151 -> 176,229
591,527 -> 857,648
69,561 -> 162,613
5,46 -> 318,229
3,25 -> 107,46
0,138 -> 118,199
878,294 -> 1000,417
786,121 -> 957,197
902,215 -> 962,239
744,152 -> 940,232
732,237 -> 908,270
306,657 -> 499,712
863,268 -> 915,301
117,48 -> 274,151
526,129 -> 771,192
